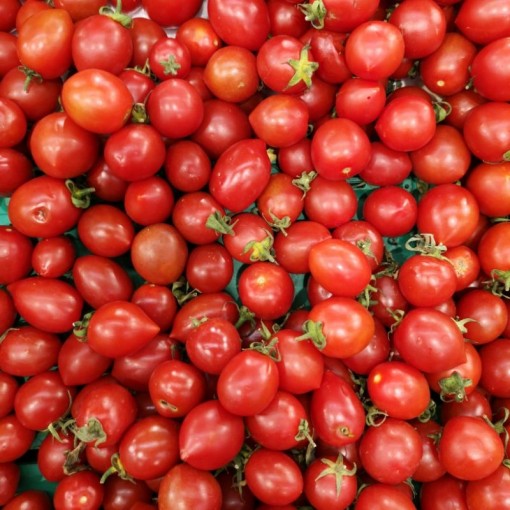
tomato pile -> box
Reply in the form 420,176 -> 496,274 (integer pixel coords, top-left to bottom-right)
1,0 -> 510,508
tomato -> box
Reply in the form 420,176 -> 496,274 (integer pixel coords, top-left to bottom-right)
129,16 -> 166,67
359,142 -> 411,187
245,449 -> 303,506
165,140 -> 211,192
311,117 -> 371,180
416,184 -> 480,248
273,328 -> 325,395
0,462 -> 19,507
203,46 -> 259,103
439,416 -> 504,480
444,89 -> 486,130
463,102 -> 510,163
359,418 -> 423,485
0,372 -> 17,419
0,148 -> 33,197
477,222 -> 510,280
85,158 -> 129,203
72,11 -> 133,75
53,471 -> 104,510
304,454 -> 357,510
309,238 -> 372,299
217,349 -> 279,416
392,308 -> 466,373
304,176 -> 357,229
268,0 -> 309,37
0,326 -> 60,377
104,124 -> 166,182
170,292 -> 239,342
37,429 -> 81,483
149,37 -> 191,81
411,419 -> 446,483
238,262 -> 295,320
0,226 -> 32,286
8,277 -> 83,334
118,415 -> 180,481
0,0 -> 19,32
149,359 -> 207,418
420,32 -> 477,97
85,301 -> 160,359
58,333 -> 112,387
245,390 -> 308,451
72,380 -> 137,447
455,0 -> 510,45
53,0 -> 109,22
0,97 -> 26,149
355,483 -> 417,510
158,463 -> 222,510
209,139 -> 271,213
119,68 -> 155,104
130,283 -> 178,332
310,370 -> 365,447
426,341 -> 481,403
0,33 -> 19,78
3,490 -> 53,510
17,9 -> 73,79
389,0 -> 446,59
420,475 -> 468,510
345,21 -> 405,80
102,476 -> 153,510
142,0 -> 203,28
479,338 -> 510,398
217,471 -> 256,510
130,224 -> 188,285
0,414 -> 35,462
147,78 -> 204,140
31,236 -> 75,279
176,17 -> 222,66
62,69 -> 133,135
465,464 -> 510,510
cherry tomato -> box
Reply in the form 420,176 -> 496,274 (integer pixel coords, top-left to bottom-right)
32,236 -> 76,278
0,462 -> 20,507
176,17 -> 222,67
53,471 -> 104,510
3,490 -> 53,510
0,148 -> 33,197
142,0 -> 203,28
149,37 -> 191,81
0,97 -> 27,149
0,414 -> 35,462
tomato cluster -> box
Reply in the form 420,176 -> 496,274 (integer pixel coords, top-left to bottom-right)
1,0 -> 510,509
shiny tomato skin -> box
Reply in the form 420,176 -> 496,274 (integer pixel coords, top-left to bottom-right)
142,0 -> 203,28
7,277 -> 83,334
32,235 -> 76,279
61,69 -> 133,135
0,372 -> 18,419
311,117 -> 371,180
3,490 -> 53,510
0,226 -> 33,286
479,338 -> 510,398
53,471 -> 104,510
355,483 -> 417,510
217,350 -> 280,416
0,414 -> 35,463
176,17 -> 222,67
86,301 -> 160,359
0,462 -> 20,507
0,148 -> 33,197
17,8 -> 73,80
311,370 -> 365,447
465,464 -> 510,510
209,138 -> 272,213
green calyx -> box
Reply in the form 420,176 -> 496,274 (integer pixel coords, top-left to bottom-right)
286,45 -> 319,90
99,0 -> 132,28
315,454 -> 357,497
299,0 -> 327,29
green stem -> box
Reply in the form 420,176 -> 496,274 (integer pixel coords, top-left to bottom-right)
206,211 -> 235,236
298,0 -> 327,29
296,320 -> 326,350
99,0 -> 132,27
65,180 -> 95,209
286,44 -> 319,89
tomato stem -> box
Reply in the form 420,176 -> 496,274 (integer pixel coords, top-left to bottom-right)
131,103 -> 149,124
63,441 -> 87,476
71,417 -> 107,447
99,0 -> 133,28
18,65 -> 43,92
298,0 -> 327,29
172,277 -> 200,306
243,232 -> 276,263
438,371 -> 472,403
297,320 -> 326,350
315,453 -> 357,497
160,55 -> 181,76
292,170 -> 317,195
418,399 -> 437,422
206,211 -> 235,236
234,305 -> 256,330
262,211 -> 292,237
65,180 -> 95,209
72,312 -> 93,341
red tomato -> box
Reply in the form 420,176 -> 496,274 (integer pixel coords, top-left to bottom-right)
149,37 -> 191,81
0,97 -> 27,149
0,148 -> 33,197
32,236 -> 76,279
479,338 -> 510,398
52,0 -> 108,22
165,140 -> 211,192
0,226 -> 33,286
0,414 -> 35,462
3,490 -> 53,510
61,69 -> 133,134
0,33 -> 19,78
465,464 -> 510,510
53,471 -> 104,510
131,284 -> 178,333
0,462 -> 19,507
176,17 -> 222,66
142,0 -> 203,27
0,372 -> 18,419
360,141 -> 412,186
311,117 -> 371,180
477,222 -> 510,280
129,16 -> 166,67
355,483 -> 417,510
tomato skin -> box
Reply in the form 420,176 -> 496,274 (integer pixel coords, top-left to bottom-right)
355,483 -> 417,510
0,414 -> 35,462
146,79 -> 204,140
142,0 -> 203,28
3,490 -> 53,510
85,158 -> 129,203
158,463 -> 222,510
477,222 -> 510,277
392,308 -> 466,373
311,118 -> 371,180
131,283 -> 178,333
359,418 -> 423,485
102,476 -> 154,510
17,9 -> 73,80
86,301 -> 160,359
420,475 -> 467,510
416,183 -> 480,248
465,464 -> 510,510
0,226 -> 33,286
238,262 -> 295,321
217,350 -> 280,416
311,370 -> 366,447
0,33 -> 19,78
345,21 -> 405,80
249,94 -> 309,148
129,16 -> 166,68
53,471 -> 104,510
479,338 -> 510,398
61,69 -> 133,135
130,224 -> 188,286
149,37 -> 191,81
208,0 -> 270,51
119,69 -> 155,104
308,296 -> 375,358
0,326 -> 61,377
37,430 -> 78,483
245,449 -> 303,506
438,416 -> 505,481
176,17 -> 222,67
209,138 -> 272,213
119,415 -> 180,481
0,97 -> 27,149
0,462 -> 20,506
7,277 -> 83,334
0,148 -> 33,197
0,372 -> 18,419
32,236 -> 76,279
368,361 -> 431,420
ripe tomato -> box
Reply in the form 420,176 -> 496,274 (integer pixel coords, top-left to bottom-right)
477,222 -> 510,279
37,429 -> 80,483
311,117 -> 371,180
0,226 -> 33,286
355,483 -> 417,510
0,462 -> 19,507
360,141 -> 412,186
61,69 -> 133,135
438,416 -> 505,481
3,490 -> 53,510
0,148 -> 33,197
149,37 -> 191,81
142,0 -> 203,27
86,301 -> 160,359
0,97 -> 27,149
129,16 -> 166,67
238,262 -> 295,320
309,238 -> 372,298
53,471 -> 104,510
17,8 -> 73,79
176,17 -> 222,66
102,477 -> 153,510
359,418 -> 423,485
465,464 -> 510,510
479,338 -> 510,398
0,372 -> 18,419
245,449 -> 303,506
165,140 -> 211,192
32,236 -> 76,279
0,414 -> 35,462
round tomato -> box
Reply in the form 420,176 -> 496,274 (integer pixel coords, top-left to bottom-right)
53,471 -> 104,510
